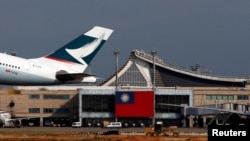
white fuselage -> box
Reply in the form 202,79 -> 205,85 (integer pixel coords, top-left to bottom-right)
0,112 -> 13,127
0,53 -> 89,85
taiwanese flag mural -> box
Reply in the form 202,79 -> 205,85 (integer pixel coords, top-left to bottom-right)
115,91 -> 154,117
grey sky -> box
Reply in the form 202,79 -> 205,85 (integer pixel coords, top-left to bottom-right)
1,1 -> 250,79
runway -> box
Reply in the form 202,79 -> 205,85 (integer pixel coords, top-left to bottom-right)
0,127 -> 208,135
0,127 -> 208,141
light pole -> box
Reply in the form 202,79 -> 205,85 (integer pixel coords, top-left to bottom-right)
113,50 -> 119,89
114,50 -> 119,122
151,50 -> 157,126
151,50 -> 157,89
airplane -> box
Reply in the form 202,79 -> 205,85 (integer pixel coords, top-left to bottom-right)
0,26 -> 113,85
158,103 -> 250,126
0,110 -> 32,128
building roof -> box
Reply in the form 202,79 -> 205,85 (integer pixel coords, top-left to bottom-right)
101,50 -> 248,87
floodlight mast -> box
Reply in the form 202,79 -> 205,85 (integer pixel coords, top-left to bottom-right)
151,50 -> 157,126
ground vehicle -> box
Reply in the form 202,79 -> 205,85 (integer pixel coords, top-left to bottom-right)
103,121 -> 122,128
145,127 -> 179,137
71,122 -> 81,128
145,121 -> 179,137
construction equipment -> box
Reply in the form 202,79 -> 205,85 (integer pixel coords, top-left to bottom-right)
162,127 -> 179,137
145,121 -> 179,137
102,120 -> 109,128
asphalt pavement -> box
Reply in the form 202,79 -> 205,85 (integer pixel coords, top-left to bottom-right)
0,126 -> 208,135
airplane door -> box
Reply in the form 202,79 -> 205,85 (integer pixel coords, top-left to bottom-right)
22,63 -> 30,72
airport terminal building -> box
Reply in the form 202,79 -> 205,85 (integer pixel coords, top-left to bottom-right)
1,50 -> 250,127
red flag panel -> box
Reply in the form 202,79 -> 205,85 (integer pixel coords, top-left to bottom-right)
115,91 -> 154,117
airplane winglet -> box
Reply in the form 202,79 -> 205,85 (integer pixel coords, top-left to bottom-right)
85,26 -> 113,40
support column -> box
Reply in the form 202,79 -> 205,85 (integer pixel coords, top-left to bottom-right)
79,118 -> 82,126
189,116 -> 194,127
40,117 -> 43,127
203,116 -> 207,128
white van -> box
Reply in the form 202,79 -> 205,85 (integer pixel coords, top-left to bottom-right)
71,122 -> 81,128
105,122 -> 122,128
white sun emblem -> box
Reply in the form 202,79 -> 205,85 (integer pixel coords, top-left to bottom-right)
121,93 -> 130,103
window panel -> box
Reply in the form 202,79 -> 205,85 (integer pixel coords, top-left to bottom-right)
43,94 -> 70,100
29,108 -> 40,113
29,94 -> 40,99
